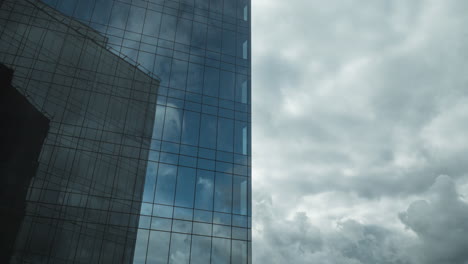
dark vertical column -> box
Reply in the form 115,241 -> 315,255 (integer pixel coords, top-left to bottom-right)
0,64 -> 50,263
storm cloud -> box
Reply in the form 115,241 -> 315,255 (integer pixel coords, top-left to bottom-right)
252,0 -> 468,263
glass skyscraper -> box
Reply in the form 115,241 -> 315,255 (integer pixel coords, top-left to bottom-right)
0,0 -> 251,263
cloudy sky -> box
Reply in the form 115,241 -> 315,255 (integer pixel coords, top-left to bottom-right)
251,0 -> 468,263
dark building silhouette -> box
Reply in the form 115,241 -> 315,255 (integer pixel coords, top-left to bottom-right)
0,0 -> 251,262
0,64 -> 50,264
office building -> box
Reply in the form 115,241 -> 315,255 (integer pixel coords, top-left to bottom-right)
0,0 -> 251,263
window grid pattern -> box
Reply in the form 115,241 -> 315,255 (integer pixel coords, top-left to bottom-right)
0,0 -> 251,262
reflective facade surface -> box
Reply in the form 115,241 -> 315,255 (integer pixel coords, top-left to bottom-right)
0,0 -> 251,262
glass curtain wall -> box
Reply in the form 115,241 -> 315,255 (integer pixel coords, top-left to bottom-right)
1,0 -> 251,263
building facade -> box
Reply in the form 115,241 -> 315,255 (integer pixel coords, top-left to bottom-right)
0,0 -> 251,263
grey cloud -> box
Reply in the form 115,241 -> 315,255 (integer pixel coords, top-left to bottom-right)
254,176 -> 468,264
253,191 -> 412,264
399,176 -> 468,264
254,0 -> 468,200
253,0 -> 468,263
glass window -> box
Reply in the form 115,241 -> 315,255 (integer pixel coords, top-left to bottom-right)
242,40 -> 248,59
236,74 -> 248,104
223,0 -> 236,18
154,55 -> 172,87
213,225 -> 231,238
147,231 -> 170,264
153,204 -> 173,218
160,14 -> 177,41
169,233 -> 191,264
234,121 -> 247,155
244,5 -> 248,21
154,164 -> 177,205
214,173 -> 232,213
57,0 -> 77,16
194,210 -> 213,223
181,111 -> 200,146
152,105 -> 165,140
133,229 -> 149,264
193,222 -> 212,236
142,161 -> 157,203
143,10 -> 162,37
170,59 -> 188,90
109,2 -> 130,30
192,22 -> 207,49
232,227 -> 247,240
203,67 -> 219,97
211,238 -> 230,264
175,167 -> 196,208
74,0 -> 94,21
195,0 -> 209,9
173,207 -> 193,221
199,114 -> 217,149
232,215 -> 248,227
187,63 -> 204,94
219,70 -> 235,100
162,106 -> 183,142
138,51 -> 155,73
190,236 -> 211,264
176,18 -> 192,45
172,220 -> 192,233
91,0 -> 112,24
233,176 -> 248,215
231,240 -> 247,264
207,26 -> 222,53
194,170 -> 214,210
213,212 -> 231,225
222,30 -> 236,56
217,118 -> 234,152
151,217 -> 172,231
126,6 -> 145,33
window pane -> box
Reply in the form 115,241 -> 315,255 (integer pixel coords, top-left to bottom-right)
217,118 -> 233,152
91,0 -> 112,24
194,170 -> 214,210
74,0 -> 94,21
176,18 -> 192,45
152,105 -> 166,140
234,121 -> 247,155
192,22 -> 207,48
133,229 -> 149,264
211,238 -> 230,264
160,14 -> 177,41
181,111 -> 200,146
223,0 -> 236,17
219,70 -> 235,100
235,74 -> 248,104
222,30 -> 236,56
147,231 -> 170,264
231,240 -> 247,264
127,6 -> 145,33
233,176 -> 247,215
142,161 -> 158,203
175,167 -> 196,208
109,2 -> 130,29
162,107 -> 182,142
187,63 -> 204,94
170,59 -> 188,90
143,10 -> 162,37
190,236 -> 211,264
203,67 -> 219,97
169,233 -> 191,264
207,26 -> 222,52
154,164 -> 177,205
214,173 -> 232,213
154,55 -> 172,87
195,0 -> 209,9
199,114 -> 217,149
